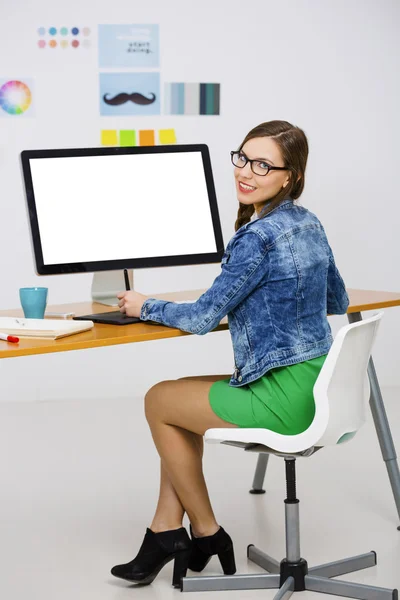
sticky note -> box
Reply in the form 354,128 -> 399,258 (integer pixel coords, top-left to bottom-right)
159,129 -> 177,144
119,130 -> 136,147
101,130 -> 118,146
139,130 -> 155,146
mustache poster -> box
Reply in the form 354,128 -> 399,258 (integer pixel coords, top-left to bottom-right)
98,24 -> 159,68
103,92 -> 156,106
99,73 -> 160,116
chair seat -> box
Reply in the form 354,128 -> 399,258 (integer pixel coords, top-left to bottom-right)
205,424 -> 326,454
220,440 -> 319,458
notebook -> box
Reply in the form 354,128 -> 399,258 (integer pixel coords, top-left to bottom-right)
0,317 -> 94,339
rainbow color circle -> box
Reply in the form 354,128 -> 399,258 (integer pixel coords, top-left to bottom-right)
0,80 -> 32,115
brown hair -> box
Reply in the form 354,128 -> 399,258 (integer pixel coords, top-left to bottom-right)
234,120 -> 309,231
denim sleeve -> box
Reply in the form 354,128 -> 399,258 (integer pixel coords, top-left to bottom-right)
140,230 -> 268,334
326,243 -> 350,315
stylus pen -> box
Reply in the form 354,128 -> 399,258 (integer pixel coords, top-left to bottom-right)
124,269 -> 130,291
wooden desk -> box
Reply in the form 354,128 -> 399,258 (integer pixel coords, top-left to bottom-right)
0,290 -> 226,359
1,287 -> 400,527
0,288 -> 399,360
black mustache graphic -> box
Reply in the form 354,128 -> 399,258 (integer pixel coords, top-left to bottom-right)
103,92 -> 156,106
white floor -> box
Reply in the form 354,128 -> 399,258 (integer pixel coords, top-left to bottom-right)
1,388 -> 399,600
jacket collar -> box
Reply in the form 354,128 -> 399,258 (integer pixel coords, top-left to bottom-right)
258,197 -> 293,219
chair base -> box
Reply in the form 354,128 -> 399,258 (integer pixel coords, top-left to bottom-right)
181,546 -> 398,599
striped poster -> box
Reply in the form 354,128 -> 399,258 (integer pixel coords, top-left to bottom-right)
164,83 -> 220,115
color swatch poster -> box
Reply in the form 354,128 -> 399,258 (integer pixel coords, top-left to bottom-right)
98,24 -> 159,68
0,79 -> 35,117
99,72 -> 160,116
37,26 -> 91,49
165,83 -> 220,115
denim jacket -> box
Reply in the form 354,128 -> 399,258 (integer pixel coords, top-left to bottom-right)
140,199 -> 349,387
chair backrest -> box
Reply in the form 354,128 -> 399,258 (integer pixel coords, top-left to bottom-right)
205,312 -> 383,454
313,312 -> 383,447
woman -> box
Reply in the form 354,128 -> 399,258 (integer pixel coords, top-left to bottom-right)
111,120 -> 349,587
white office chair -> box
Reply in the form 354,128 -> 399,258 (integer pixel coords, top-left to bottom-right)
181,312 -> 398,599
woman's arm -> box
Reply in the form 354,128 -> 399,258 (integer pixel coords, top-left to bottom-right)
140,230 -> 269,335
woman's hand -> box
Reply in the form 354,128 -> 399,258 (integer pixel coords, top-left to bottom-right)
117,290 -> 149,318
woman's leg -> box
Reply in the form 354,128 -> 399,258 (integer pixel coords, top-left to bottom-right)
150,461 -> 185,532
145,377 -> 237,537
150,375 -> 229,533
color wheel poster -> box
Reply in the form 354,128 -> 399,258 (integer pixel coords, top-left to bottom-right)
0,79 -> 35,117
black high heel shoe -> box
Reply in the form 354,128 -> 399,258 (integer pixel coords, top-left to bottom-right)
111,526 -> 191,588
188,525 -> 236,574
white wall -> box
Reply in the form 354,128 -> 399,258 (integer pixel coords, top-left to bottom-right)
1,0 -> 399,403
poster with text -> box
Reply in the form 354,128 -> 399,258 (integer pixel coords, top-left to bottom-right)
98,24 -> 159,68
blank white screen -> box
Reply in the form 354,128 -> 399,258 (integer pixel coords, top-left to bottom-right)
29,152 -> 218,265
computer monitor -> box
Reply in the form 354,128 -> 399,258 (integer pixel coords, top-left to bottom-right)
20,144 -> 225,307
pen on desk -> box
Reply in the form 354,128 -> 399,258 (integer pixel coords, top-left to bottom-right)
124,268 -> 130,291
0,332 -> 19,343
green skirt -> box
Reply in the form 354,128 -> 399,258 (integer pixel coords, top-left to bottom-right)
209,355 -> 327,435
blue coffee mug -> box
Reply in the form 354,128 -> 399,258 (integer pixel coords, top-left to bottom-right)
19,287 -> 48,319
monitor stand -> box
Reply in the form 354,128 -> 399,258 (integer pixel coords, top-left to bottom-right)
91,270 -> 134,306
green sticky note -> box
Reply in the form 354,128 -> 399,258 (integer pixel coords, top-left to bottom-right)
119,130 -> 136,147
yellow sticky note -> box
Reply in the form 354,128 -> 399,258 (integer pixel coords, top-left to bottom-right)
159,129 -> 177,144
139,130 -> 155,146
101,130 -> 118,146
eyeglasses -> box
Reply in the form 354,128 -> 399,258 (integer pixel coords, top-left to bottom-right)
230,151 -> 288,176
